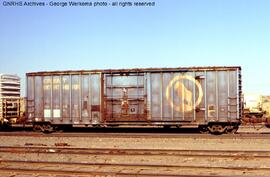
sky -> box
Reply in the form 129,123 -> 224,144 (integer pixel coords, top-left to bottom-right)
0,0 -> 270,96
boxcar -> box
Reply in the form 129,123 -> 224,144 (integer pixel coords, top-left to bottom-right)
26,66 -> 242,134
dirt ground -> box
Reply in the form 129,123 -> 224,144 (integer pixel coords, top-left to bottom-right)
1,126 -> 270,176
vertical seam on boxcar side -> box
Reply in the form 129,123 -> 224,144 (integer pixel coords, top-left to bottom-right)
26,76 -> 29,120
100,73 -> 103,124
33,77 -> 36,120
216,71 -> 219,122
227,70 -> 230,120
236,68 -> 239,119
204,70 -> 207,122
60,75 -> 63,122
89,73 -> 92,123
171,72 -> 174,121
144,72 -> 147,121
69,74 -> 72,123
50,75 -> 53,122
160,72 -> 163,121
79,74 -> 82,122
182,72 -> 185,121
137,72 -> 139,121
193,71 -> 196,122
148,73 -> 152,121
42,76 -> 44,120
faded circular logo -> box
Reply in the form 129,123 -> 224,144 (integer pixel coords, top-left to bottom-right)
165,75 -> 203,112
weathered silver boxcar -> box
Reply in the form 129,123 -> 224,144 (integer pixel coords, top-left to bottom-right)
26,66 -> 242,133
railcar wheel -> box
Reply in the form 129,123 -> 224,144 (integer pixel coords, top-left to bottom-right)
208,124 -> 225,135
37,124 -> 54,133
33,124 -> 42,132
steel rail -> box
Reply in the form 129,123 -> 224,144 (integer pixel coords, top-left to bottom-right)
0,131 -> 270,139
1,160 -> 270,176
0,146 -> 270,158
0,168 -> 197,177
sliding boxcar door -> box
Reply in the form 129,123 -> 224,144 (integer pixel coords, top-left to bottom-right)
104,73 -> 146,121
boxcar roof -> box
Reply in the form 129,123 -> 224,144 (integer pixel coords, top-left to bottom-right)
26,66 -> 241,76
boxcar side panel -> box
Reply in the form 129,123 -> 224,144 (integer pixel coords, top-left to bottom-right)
27,73 -> 102,125
147,68 -> 241,124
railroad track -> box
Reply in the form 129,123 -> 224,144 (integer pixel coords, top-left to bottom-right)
0,131 -> 270,139
1,128 -> 270,176
1,146 -> 270,158
1,146 -> 270,176
1,160 -> 269,177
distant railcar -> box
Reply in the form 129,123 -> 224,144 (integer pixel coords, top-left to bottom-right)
26,66 -> 242,134
0,74 -> 21,125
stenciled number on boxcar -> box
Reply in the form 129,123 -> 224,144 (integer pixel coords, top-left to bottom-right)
165,75 -> 203,112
